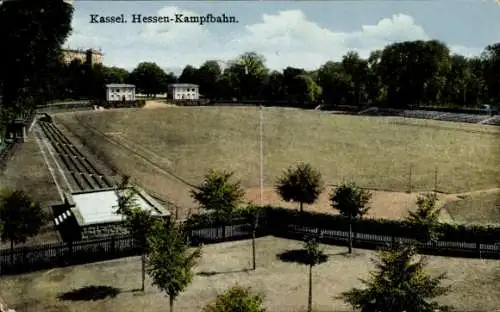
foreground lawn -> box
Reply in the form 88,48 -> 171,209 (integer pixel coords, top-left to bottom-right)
0,237 -> 498,312
58,107 -> 499,194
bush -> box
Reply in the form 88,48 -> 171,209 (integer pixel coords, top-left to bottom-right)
136,100 -> 146,108
185,209 -> 268,229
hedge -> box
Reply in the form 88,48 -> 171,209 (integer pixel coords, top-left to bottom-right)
267,206 -> 500,244
185,206 -> 500,244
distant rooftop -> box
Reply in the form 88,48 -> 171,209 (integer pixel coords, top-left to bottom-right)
63,48 -> 103,55
169,83 -> 199,88
71,189 -> 166,226
106,84 -> 135,88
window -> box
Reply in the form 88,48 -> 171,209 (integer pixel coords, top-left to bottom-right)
117,89 -> 120,93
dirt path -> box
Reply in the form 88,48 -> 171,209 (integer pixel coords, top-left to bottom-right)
143,100 -> 176,109
246,187 -> 499,223
246,187 -> 420,220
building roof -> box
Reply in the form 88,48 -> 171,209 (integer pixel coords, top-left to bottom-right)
71,189 -> 164,226
168,83 -> 199,88
106,84 -> 135,88
63,48 -> 103,55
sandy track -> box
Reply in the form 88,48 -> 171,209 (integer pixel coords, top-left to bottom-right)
143,100 -> 176,109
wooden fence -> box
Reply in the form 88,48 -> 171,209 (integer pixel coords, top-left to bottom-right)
278,224 -> 500,259
0,220 -> 499,275
0,222 -> 260,275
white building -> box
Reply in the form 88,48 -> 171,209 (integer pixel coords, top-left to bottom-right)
168,83 -> 199,100
105,84 -> 136,102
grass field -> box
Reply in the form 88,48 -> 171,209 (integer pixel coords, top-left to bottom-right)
0,139 -> 61,247
54,106 -> 499,222
445,189 -> 500,224
0,237 -> 498,312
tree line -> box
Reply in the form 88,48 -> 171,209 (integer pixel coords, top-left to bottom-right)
0,1 -> 499,119
0,0 -> 73,121
45,42 -> 500,111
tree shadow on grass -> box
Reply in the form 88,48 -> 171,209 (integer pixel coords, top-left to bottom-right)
197,268 -> 251,276
325,250 -> 363,258
276,249 -> 329,265
58,285 -> 121,301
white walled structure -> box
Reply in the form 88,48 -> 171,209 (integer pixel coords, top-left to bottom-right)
105,84 -> 136,102
168,83 -> 200,100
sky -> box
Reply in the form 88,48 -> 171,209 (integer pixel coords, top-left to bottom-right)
65,0 -> 500,74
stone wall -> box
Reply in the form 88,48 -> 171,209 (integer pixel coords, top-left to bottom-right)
81,222 -> 129,240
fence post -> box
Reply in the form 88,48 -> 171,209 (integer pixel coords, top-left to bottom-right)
67,241 -> 73,264
434,167 -> 438,193
111,236 -> 116,254
352,221 -> 357,246
391,234 -> 396,247
407,165 -> 413,193
476,242 -> 481,258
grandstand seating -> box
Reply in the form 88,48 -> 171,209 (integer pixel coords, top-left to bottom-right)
355,107 -> 498,125
481,115 -> 500,126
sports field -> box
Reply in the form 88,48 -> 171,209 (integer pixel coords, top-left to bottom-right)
54,106 -> 500,222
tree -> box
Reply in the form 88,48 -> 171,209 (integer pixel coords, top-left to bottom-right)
203,285 -> 265,312
147,219 -> 202,312
0,189 -> 46,264
444,55 -> 471,106
191,169 -> 245,227
275,163 -> 324,213
178,65 -> 199,84
103,66 -> 129,84
262,71 -> 284,103
366,49 -> 384,105
341,51 -> 369,107
304,237 -> 326,312
123,207 -> 157,292
128,62 -> 169,96
115,175 -> 157,292
330,182 -> 371,254
115,175 -> 135,216
198,61 -> 222,100
0,0 -> 73,117
378,40 -> 451,107
282,66 -> 306,104
341,244 -> 451,312
241,203 -> 260,270
291,74 -> 322,107
232,52 -> 268,100
405,193 -> 442,245
86,63 -> 107,100
317,61 -> 351,106
62,59 -> 87,99
482,43 -> 500,104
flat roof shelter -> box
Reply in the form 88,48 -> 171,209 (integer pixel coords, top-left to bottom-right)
54,187 -> 170,241
73,190 -> 161,225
